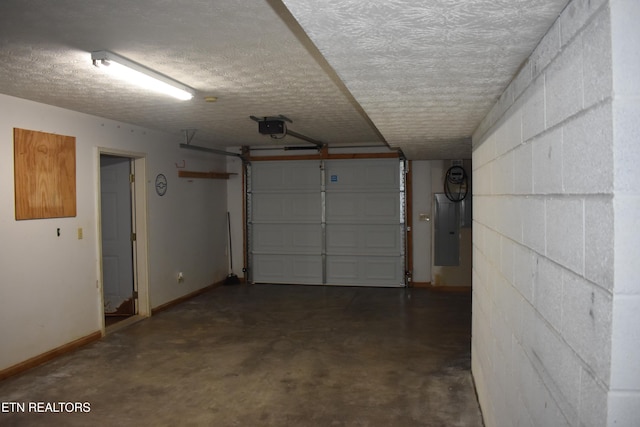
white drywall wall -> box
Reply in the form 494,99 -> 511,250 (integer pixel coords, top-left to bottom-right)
0,94 -> 228,372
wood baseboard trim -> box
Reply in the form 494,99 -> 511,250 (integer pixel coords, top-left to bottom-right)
428,284 -> 472,293
411,282 -> 472,292
0,331 -> 102,381
410,281 -> 432,288
151,280 -> 227,315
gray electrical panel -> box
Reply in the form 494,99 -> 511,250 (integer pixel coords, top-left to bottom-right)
434,193 -> 459,266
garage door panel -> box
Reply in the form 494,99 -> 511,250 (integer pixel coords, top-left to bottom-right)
326,256 -> 404,286
253,228 -> 285,248
365,227 -> 402,250
292,257 -> 323,281
364,258 -> 403,281
325,227 -> 358,250
326,257 -> 358,281
253,224 -> 321,254
326,192 -> 399,224
252,193 -> 321,223
251,161 -> 320,192
325,194 -> 357,219
292,196 -> 321,218
364,194 -> 399,221
253,254 -> 322,284
325,159 -> 399,190
326,224 -> 402,255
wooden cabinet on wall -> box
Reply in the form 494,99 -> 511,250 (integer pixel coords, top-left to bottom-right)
14,128 -> 76,220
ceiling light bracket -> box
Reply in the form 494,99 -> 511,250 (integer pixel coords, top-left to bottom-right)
182,129 -> 197,145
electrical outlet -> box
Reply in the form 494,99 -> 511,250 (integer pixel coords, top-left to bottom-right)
177,272 -> 184,283
77,227 -> 83,239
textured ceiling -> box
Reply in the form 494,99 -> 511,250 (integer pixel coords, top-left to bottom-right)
281,0 -> 570,158
0,0 -> 569,159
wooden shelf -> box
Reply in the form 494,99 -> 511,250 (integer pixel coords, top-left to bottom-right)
178,170 -> 236,180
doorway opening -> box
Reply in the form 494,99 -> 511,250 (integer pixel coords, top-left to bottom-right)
99,151 -> 150,331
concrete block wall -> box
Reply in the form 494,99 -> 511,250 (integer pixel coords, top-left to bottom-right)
471,0 -> 640,425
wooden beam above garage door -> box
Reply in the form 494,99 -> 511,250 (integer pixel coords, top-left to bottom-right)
246,147 -> 401,162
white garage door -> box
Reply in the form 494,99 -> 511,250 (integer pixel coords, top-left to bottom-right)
248,158 -> 405,287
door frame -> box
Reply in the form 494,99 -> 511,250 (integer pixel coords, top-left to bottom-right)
97,148 -> 150,333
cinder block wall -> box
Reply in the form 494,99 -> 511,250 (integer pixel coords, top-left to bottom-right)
470,0 -> 640,425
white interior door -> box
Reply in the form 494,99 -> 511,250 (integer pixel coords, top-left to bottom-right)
100,155 -> 135,314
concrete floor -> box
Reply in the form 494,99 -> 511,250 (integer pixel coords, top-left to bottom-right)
0,284 -> 484,426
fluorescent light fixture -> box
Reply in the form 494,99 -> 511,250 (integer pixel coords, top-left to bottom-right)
91,50 -> 194,101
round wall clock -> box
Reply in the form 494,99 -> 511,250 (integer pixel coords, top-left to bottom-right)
155,173 -> 167,196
